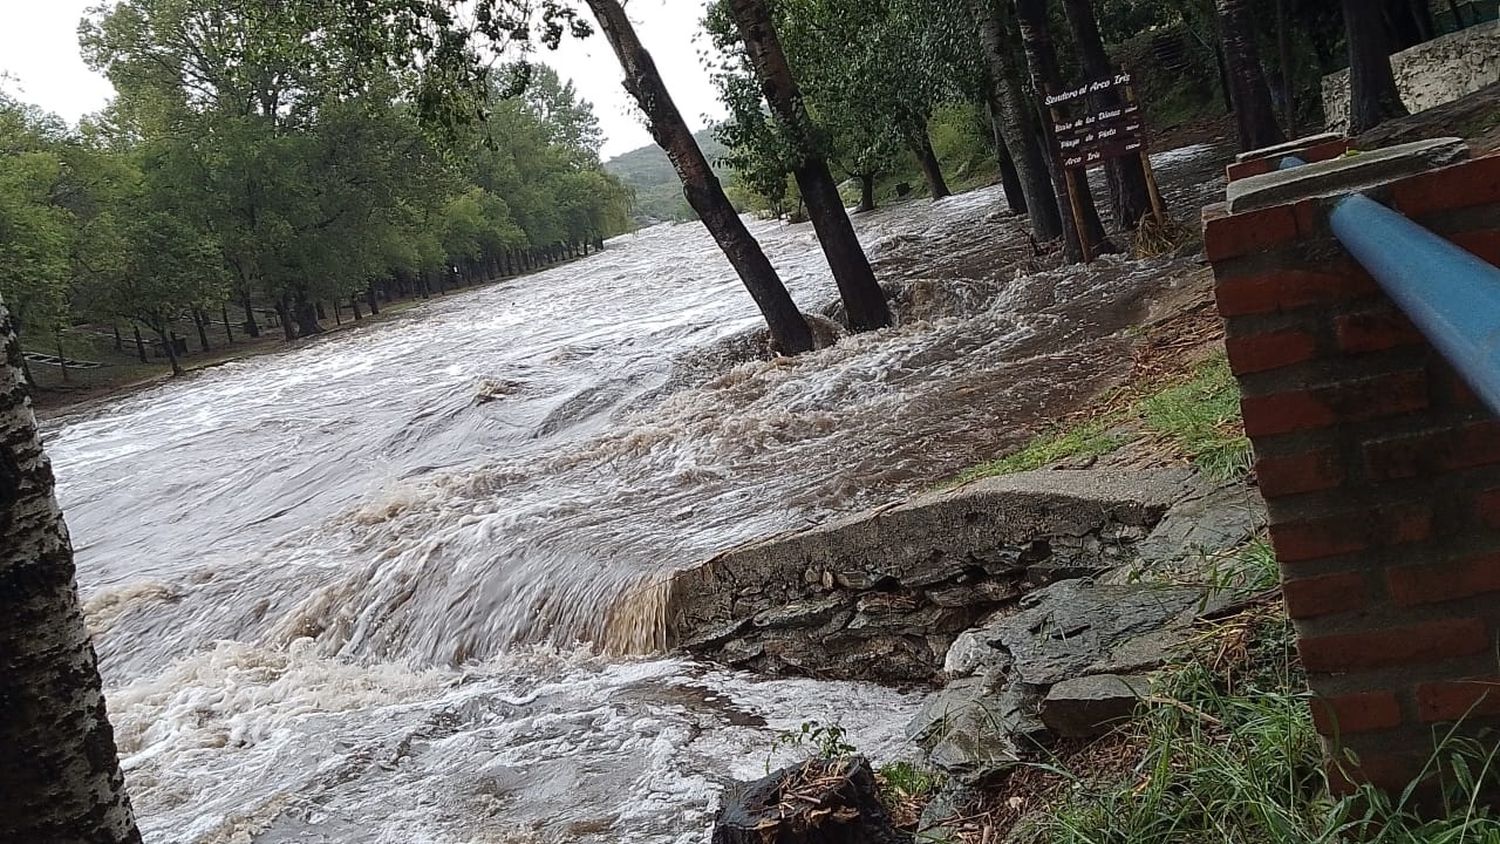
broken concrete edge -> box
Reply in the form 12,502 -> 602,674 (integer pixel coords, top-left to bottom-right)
658,468 -> 1211,683
1225,137 -> 1469,213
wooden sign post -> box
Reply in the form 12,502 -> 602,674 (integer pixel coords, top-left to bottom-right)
1041,71 -> 1168,263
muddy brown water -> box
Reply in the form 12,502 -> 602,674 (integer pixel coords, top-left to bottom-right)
46,142 -> 1228,842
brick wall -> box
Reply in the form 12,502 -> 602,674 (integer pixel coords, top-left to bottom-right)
1205,150 -> 1500,796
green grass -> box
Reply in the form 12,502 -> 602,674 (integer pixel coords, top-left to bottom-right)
950,415 -> 1129,485
1012,602 -> 1500,844
1139,355 -> 1252,482
879,760 -> 942,806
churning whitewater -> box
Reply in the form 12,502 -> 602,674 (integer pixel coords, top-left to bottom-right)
50,145 -> 1221,843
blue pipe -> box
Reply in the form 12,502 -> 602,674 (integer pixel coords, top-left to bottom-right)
1277,154 -> 1500,416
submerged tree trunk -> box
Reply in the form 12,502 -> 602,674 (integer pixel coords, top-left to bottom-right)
1216,0 -> 1288,151
1060,0 -> 1153,229
0,298 -> 143,844
725,0 -> 893,333
910,117 -> 952,200
586,0 -> 817,353
856,173 -> 878,213
1014,0 -> 1115,260
1346,0 -> 1410,134
972,0 -> 1060,238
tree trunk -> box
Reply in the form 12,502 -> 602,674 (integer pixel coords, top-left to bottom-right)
725,0 -> 893,333
112,324 -> 122,352
712,758 -> 908,843
0,298 -> 143,844
193,308 -> 211,352
350,295 -> 363,321
1448,0 -> 1468,29
132,325 -> 147,363
972,0 -> 1062,240
1060,0 -> 1153,230
910,117 -> 952,200
156,328 -> 183,376
220,305 -> 234,344
1014,0 -> 1115,261
242,295 -> 261,338
985,97 -> 1028,213
1216,0 -> 1288,151
856,173 -> 877,213
314,301 -> 327,321
55,333 -> 69,384
366,283 -> 380,316
1276,0 -> 1297,134
275,297 -> 296,342
1346,0 -> 1410,134
293,294 -> 323,338
586,0 -> 818,353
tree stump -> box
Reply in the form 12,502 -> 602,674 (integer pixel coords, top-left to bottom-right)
712,757 -> 911,844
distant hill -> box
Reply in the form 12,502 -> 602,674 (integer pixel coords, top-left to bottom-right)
604,128 -> 731,224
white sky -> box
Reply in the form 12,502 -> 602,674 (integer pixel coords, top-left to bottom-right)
0,0 -> 726,159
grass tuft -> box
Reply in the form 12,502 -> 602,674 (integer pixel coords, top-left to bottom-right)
950,417 -> 1128,486
1139,354 -> 1252,482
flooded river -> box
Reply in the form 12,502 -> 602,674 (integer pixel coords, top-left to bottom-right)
48,144 -> 1223,842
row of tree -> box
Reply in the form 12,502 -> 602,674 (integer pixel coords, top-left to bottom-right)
1,1 -> 632,384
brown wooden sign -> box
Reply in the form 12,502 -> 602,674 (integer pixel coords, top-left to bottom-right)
1039,70 -> 1168,264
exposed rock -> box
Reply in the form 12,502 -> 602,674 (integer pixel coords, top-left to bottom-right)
1040,674 -> 1151,738
916,782 -> 983,842
1132,481 -> 1266,571
712,756 -> 910,844
667,468 -> 1198,683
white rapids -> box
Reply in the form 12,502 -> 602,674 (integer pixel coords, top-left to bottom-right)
45,144 -> 1225,842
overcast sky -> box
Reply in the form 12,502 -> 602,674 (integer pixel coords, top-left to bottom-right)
0,0 -> 726,159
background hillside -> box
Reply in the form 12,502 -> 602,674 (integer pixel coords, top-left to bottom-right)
604,128 -> 730,224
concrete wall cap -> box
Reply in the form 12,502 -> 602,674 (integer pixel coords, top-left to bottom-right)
1225,137 -> 1469,213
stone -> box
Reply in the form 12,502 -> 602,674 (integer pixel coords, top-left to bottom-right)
908,676 -> 1042,786
916,782 -> 982,842
1129,481 -> 1266,575
1225,137 -> 1469,212
1235,132 -> 1345,163
1040,674 -> 1151,738
957,579 -> 1205,685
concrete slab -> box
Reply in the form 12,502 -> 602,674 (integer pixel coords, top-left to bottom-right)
1226,137 -> 1469,213
1234,132 -> 1345,163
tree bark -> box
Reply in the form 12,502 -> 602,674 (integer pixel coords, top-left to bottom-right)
112,324 -> 123,352
275,297 -> 296,342
971,0 -> 1061,239
1013,0 -> 1115,261
1060,0 -> 1154,229
220,305 -> 234,344
241,295 -> 261,338
586,0 -> 818,353
0,298 -> 143,844
156,328 -> 183,376
293,293 -> 323,338
56,333 -> 69,384
1216,0 -> 1288,151
193,308 -> 211,352
132,325 -> 148,363
856,173 -> 877,213
1275,0 -> 1297,134
1346,0 -> 1410,134
350,295 -> 363,321
910,117 -> 952,200
366,283 -> 380,316
725,0 -> 893,333
984,97 -> 1028,213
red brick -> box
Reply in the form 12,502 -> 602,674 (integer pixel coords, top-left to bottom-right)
1298,617 -> 1488,672
1225,329 -> 1318,375
1204,205 -> 1301,263
1240,370 -> 1429,438
1478,488 -> 1500,529
1214,268 -> 1380,317
1326,751 -> 1429,795
1311,691 -> 1403,735
1391,154 -> 1500,219
1226,157 -> 1274,182
1256,448 -> 1345,498
1283,571 -> 1369,619
1364,420 -> 1500,481
1335,308 -> 1424,354
1387,553 -> 1500,606
1416,678 -> 1500,722
1448,229 -> 1500,266
1270,503 -> 1432,563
